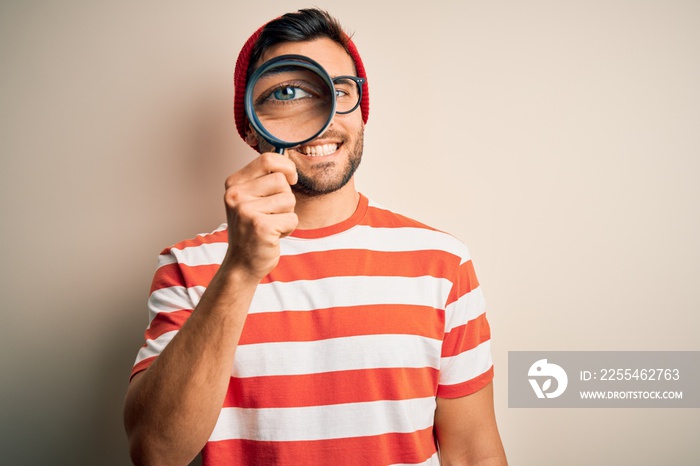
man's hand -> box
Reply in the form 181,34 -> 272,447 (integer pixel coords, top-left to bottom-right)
222,152 -> 299,280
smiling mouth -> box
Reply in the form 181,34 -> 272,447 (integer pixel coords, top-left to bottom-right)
294,143 -> 340,157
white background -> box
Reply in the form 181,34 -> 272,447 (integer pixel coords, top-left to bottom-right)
1,1 -> 698,464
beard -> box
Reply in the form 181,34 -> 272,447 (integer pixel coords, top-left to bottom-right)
255,126 -> 364,197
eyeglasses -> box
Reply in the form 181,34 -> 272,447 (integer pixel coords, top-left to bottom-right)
253,72 -> 365,116
333,76 -> 366,114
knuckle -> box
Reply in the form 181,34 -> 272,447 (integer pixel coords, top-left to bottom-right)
259,153 -> 276,171
250,214 -> 269,233
224,171 -> 241,189
224,186 -> 243,206
236,202 -> 255,220
280,192 -> 296,210
271,171 -> 288,186
288,212 -> 299,228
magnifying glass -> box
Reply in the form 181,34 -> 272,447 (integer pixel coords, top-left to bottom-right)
244,54 -> 336,154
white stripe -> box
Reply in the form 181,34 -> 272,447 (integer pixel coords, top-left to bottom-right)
210,396 -> 437,442
147,286 -> 205,325
133,330 -> 178,365
439,340 -> 493,386
444,286 -> 486,332
283,225 -> 470,259
168,242 -> 228,267
234,334 -> 442,378
390,452 -> 440,466
148,286 -> 194,314
249,275 -> 452,314
156,253 -> 177,267
165,224 -> 228,259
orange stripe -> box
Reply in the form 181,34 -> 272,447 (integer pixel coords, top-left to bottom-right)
441,313 -> 491,357
144,309 -> 190,341
149,263 -> 185,293
445,259 -> 480,306
263,248 -> 460,284
362,205 -> 437,231
130,357 -> 155,380
203,427 -> 437,466
224,367 -> 439,408
239,304 -> 444,345
144,303 -> 443,346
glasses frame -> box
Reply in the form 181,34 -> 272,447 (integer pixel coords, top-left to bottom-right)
333,76 -> 366,115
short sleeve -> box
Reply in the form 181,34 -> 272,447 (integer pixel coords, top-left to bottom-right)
130,250 -> 194,380
437,257 -> 494,398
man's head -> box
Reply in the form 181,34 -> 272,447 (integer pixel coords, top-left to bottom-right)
234,9 -> 369,143
233,9 -> 369,196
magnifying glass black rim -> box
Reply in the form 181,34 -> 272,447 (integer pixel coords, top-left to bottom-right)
244,54 -> 337,153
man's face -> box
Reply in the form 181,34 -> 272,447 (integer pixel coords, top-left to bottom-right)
247,37 -> 365,197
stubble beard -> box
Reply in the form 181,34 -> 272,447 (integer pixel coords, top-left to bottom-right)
255,127 -> 364,197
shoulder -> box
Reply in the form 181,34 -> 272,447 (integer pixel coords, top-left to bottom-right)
363,197 -> 435,230
362,198 -> 472,263
157,224 -> 229,267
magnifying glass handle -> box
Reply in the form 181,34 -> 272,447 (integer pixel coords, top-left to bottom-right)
275,146 -> 285,155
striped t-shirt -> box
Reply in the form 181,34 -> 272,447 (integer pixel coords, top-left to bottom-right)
131,193 -> 493,465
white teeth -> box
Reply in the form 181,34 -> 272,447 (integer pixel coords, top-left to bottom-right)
300,143 -> 338,156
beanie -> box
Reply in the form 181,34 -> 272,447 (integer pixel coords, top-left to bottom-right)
233,21 -> 370,144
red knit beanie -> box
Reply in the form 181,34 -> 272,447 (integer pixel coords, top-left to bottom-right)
233,20 -> 370,144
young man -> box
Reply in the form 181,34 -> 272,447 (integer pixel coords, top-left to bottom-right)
124,8 -> 507,466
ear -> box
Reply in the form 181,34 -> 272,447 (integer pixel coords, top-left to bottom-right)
244,123 -> 259,149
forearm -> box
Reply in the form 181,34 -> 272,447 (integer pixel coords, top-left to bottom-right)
124,266 -> 259,466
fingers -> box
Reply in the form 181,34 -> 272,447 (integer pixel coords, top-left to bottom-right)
231,189 -> 296,218
253,211 -> 299,239
220,152 -> 299,279
226,152 -> 298,189
224,152 -> 298,220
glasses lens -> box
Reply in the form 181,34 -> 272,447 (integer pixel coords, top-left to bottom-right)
333,77 -> 361,114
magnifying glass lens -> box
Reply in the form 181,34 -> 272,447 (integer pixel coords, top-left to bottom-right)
252,66 -> 334,145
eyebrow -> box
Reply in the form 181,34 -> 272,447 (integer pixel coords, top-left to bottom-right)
256,65 -> 311,77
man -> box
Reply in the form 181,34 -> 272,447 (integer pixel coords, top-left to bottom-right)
124,8 -> 507,466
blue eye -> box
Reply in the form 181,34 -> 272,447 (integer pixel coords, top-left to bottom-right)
272,86 -> 312,101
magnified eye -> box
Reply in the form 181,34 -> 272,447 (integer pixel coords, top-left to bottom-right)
253,70 -> 332,126
259,80 -> 320,106
273,86 -> 312,101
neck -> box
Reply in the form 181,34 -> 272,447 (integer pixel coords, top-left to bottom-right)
293,181 -> 360,230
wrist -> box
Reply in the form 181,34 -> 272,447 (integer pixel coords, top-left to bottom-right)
216,258 -> 264,289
